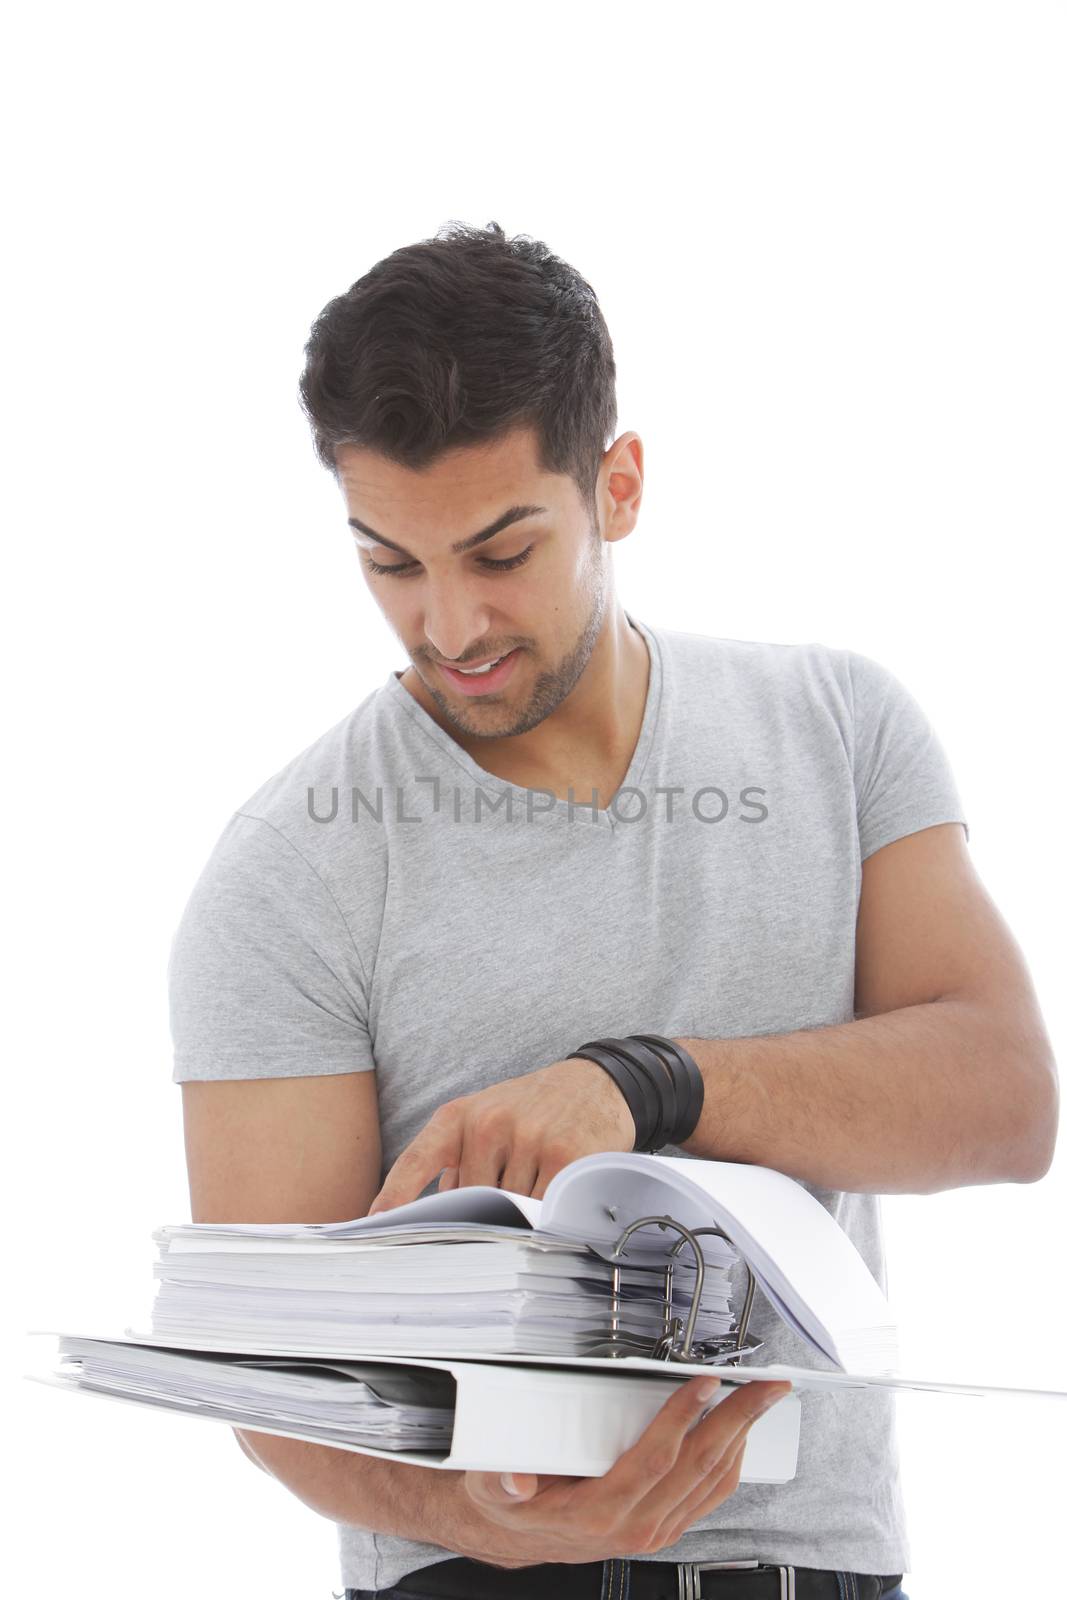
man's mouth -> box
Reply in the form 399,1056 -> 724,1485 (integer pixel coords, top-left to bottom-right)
435,648 -> 522,694
452,654 -> 508,675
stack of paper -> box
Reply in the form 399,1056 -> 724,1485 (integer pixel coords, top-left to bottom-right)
135,1152 -> 900,1371
51,1336 -> 457,1453
145,1219 -> 743,1360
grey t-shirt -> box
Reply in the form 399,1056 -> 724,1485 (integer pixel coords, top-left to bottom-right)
168,612 -> 968,1588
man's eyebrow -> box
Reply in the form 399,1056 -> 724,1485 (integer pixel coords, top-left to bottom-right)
347,503 -> 549,557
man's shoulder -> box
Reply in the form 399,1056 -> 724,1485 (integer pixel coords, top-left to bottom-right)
224,680 -> 399,868
653,621 -> 853,706
173,683 -> 401,970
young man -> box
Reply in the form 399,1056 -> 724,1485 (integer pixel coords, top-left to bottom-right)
170,222 -> 1057,1600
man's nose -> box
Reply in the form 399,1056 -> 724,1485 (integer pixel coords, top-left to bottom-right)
421,579 -> 495,663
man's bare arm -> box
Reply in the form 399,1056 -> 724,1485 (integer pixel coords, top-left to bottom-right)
181,1072 -> 511,1557
233,1378 -> 790,1569
230,1425 -> 517,1558
676,824 -> 1058,1192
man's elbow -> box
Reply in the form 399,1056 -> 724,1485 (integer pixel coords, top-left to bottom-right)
1004,1049 -> 1059,1183
234,1426 -> 272,1475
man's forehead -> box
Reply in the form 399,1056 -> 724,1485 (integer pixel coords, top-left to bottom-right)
335,430 -> 560,520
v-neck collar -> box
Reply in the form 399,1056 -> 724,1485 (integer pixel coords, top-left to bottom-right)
380,611 -> 664,833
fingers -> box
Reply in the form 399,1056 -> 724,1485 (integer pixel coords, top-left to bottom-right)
703,1378 -> 792,1430
460,1380 -> 791,1566
652,1430 -> 749,1550
591,1376 -> 725,1521
654,1402 -> 754,1538
442,1151 -> 539,1197
463,1469 -> 541,1507
499,1151 -> 539,1197
367,1111 -> 463,1213
460,1139 -> 511,1190
683,1379 -> 792,1482
627,1380 -> 792,1552
464,1468 -> 582,1510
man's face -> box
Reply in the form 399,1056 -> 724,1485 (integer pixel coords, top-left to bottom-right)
336,425 -> 627,742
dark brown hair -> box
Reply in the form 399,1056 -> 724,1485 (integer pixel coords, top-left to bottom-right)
298,220 -> 618,519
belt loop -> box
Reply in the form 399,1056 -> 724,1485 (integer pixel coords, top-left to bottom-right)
601,1557 -> 624,1600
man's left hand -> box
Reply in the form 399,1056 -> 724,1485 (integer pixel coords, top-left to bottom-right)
366,1056 -> 637,1214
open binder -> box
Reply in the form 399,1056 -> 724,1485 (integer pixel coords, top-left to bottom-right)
25,1152 -> 1067,1481
133,1152 -> 903,1372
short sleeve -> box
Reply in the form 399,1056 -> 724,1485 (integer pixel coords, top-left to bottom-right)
847,651 -> 970,863
168,811 -> 377,1082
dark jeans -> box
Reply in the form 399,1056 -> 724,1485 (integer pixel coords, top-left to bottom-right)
341,1562 -> 908,1599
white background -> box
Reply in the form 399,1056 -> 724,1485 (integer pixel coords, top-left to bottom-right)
7,4 -> 1064,1596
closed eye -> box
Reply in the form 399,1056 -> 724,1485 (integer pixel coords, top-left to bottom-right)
363,545 -> 535,578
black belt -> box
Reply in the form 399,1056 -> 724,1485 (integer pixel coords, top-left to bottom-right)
365,1554 -> 904,1600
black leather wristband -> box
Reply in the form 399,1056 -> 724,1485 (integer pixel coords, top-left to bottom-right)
628,1033 -> 705,1145
596,1037 -> 678,1152
572,1033 -> 705,1152
628,1034 -> 693,1141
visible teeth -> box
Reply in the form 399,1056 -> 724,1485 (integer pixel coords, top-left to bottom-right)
456,655 -> 505,675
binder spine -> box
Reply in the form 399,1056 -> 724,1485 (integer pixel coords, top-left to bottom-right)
605,1215 -> 757,1366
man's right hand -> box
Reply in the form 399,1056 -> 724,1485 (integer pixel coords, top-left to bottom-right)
448,1375 -> 792,1569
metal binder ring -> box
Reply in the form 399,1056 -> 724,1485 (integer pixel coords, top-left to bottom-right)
609,1215 -> 706,1362
667,1227 -> 757,1367
608,1214 -> 755,1364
